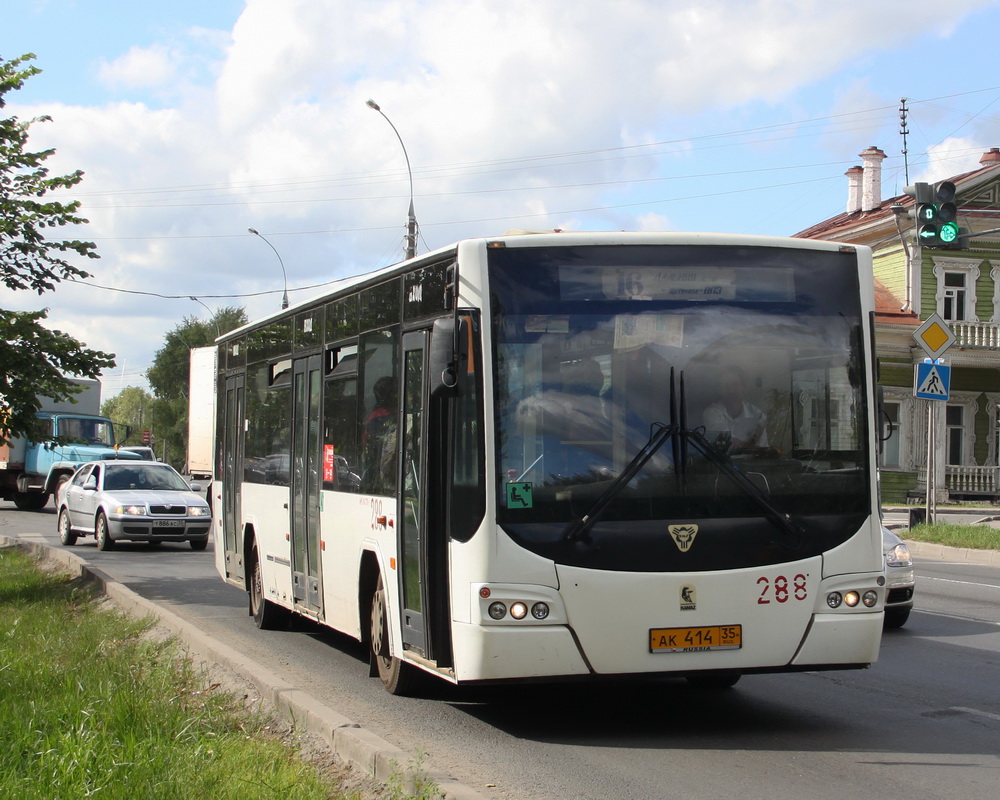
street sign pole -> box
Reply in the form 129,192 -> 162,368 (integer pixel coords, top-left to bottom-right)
911,314 -> 956,523
926,401 -> 935,525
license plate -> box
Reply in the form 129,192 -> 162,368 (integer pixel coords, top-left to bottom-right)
649,625 -> 742,653
153,519 -> 184,528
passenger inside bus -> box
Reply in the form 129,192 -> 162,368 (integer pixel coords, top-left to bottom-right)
702,365 -> 768,452
362,375 -> 398,494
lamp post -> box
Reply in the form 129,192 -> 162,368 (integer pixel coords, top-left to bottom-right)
366,99 -> 417,260
248,228 -> 290,309
189,296 -> 221,339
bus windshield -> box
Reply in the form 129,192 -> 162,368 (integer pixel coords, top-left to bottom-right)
490,244 -> 871,572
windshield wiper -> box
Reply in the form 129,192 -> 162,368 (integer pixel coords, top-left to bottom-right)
563,420 -> 676,542
684,427 -> 803,549
565,367 -> 683,542
564,367 -> 803,549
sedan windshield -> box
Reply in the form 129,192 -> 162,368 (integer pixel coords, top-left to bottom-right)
490,243 -> 872,572
104,465 -> 191,492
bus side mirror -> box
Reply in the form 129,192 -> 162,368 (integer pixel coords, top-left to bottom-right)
430,316 -> 460,398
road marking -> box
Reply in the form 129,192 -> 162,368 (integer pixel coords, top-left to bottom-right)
921,576 -> 1000,591
951,707 -> 1000,723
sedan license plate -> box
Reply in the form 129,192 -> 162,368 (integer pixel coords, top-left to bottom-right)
153,519 -> 184,528
649,624 -> 742,653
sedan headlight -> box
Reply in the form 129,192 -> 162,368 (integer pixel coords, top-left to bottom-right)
885,542 -> 912,567
188,506 -> 210,517
115,504 -> 146,516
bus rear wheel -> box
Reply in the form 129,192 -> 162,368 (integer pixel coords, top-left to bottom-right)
369,574 -> 416,695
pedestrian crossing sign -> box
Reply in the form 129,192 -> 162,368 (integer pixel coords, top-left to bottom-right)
914,361 -> 951,400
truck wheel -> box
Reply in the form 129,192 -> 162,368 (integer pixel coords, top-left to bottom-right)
13,491 -> 48,511
57,509 -> 78,546
369,574 -> 417,695
95,512 -> 115,551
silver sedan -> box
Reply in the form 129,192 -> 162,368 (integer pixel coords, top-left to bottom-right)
882,526 -> 915,628
56,460 -> 211,551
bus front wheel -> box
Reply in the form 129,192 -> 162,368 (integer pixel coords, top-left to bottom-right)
249,542 -> 288,630
369,574 -> 416,695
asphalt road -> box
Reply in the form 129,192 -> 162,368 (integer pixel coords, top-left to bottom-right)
3,502 -> 1000,800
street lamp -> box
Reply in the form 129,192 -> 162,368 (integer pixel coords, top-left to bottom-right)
366,98 -> 418,260
189,297 -> 221,339
248,227 -> 290,309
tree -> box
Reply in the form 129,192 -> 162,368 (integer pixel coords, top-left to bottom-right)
145,306 -> 247,469
100,386 -> 155,443
0,54 -> 115,443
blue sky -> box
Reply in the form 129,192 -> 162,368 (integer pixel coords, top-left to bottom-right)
4,0 -> 1000,396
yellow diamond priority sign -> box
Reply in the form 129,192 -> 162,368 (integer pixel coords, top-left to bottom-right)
913,313 -> 956,359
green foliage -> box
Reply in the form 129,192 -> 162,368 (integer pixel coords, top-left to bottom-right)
100,386 -> 156,447
143,307 -> 246,468
0,548 -> 360,800
0,54 -> 115,444
907,521 -> 1000,551
0,309 -> 115,443
386,752 -> 443,800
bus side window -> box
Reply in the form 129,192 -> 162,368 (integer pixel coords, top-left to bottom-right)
323,376 -> 361,492
359,330 -> 399,496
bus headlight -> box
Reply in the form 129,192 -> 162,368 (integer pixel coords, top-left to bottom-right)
488,602 -> 507,620
844,591 -> 861,607
826,592 -> 842,609
510,602 -> 528,620
531,602 -> 550,620
862,590 -> 879,608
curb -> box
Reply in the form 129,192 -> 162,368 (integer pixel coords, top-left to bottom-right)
1,536 -> 488,800
902,538 -> 1000,567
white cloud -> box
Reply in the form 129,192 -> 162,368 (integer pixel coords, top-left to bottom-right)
97,45 -> 179,90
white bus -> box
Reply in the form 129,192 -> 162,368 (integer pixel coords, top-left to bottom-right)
209,231 -> 885,694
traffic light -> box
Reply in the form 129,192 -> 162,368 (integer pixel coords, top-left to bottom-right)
905,180 -> 962,248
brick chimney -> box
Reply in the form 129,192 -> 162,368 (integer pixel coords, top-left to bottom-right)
980,147 -> 1000,166
859,146 -> 886,211
845,165 -> 864,214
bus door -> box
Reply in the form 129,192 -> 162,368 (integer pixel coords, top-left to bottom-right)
291,354 -> 324,616
396,325 -> 455,667
398,331 -> 433,658
221,373 -> 245,584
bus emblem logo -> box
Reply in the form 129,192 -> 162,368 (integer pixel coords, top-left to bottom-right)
669,524 -> 698,552
680,585 -> 697,611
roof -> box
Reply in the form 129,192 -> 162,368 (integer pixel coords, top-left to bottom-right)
873,279 -> 918,327
795,160 -> 999,242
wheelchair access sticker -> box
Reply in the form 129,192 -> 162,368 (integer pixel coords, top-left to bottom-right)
506,481 -> 533,509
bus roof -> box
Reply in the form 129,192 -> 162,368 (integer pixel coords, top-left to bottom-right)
219,230 -> 866,343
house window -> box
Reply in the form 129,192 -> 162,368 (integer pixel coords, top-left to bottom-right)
933,258 -> 979,323
946,404 -> 965,465
942,272 -> 967,321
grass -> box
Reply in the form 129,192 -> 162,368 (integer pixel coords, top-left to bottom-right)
906,521 -> 1000,551
0,546 -> 378,800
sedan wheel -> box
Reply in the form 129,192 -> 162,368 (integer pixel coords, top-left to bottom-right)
95,512 -> 115,551
57,509 -> 77,546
